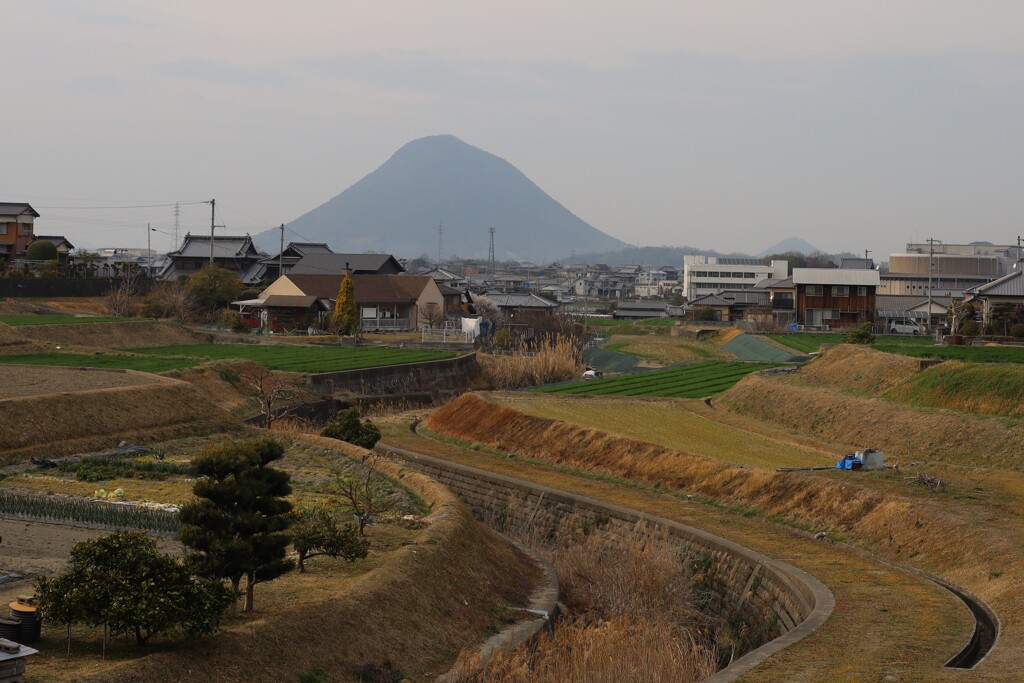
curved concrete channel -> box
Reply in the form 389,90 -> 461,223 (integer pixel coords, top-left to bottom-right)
380,443 -> 836,682
387,424 -> 1000,677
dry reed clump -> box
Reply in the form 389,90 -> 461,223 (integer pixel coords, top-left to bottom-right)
424,394 -> 1019,596
454,534 -> 717,683
797,344 -> 920,393
478,335 -> 584,389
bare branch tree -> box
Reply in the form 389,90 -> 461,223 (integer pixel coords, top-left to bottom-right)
417,301 -> 446,329
334,454 -> 401,535
105,264 -> 141,317
239,366 -> 296,429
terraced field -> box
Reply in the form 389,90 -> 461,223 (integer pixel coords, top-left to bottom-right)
534,360 -> 776,398
127,343 -> 456,373
0,353 -> 195,373
0,315 -> 129,326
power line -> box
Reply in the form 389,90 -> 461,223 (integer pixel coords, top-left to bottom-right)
34,201 -> 207,210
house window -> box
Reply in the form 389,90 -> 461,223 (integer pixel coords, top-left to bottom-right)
18,223 -> 31,235
833,285 -> 849,297
857,286 -> 867,296
0,224 -> 7,236
807,285 -> 824,296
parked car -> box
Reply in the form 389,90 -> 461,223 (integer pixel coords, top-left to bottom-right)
889,319 -> 926,335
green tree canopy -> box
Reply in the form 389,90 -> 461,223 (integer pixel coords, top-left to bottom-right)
321,408 -> 381,449
332,271 -> 358,335
25,240 -> 58,262
189,265 -> 242,313
179,437 -> 294,613
290,504 -> 369,572
35,531 -> 233,646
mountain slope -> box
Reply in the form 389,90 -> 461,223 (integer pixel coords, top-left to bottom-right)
258,135 -> 627,263
757,237 -> 822,257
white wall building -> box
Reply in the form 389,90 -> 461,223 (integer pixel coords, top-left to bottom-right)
683,256 -> 788,301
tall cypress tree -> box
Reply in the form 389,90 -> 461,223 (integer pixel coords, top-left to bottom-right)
179,438 -> 294,613
333,269 -> 358,335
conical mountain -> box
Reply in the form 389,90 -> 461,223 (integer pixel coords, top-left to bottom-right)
257,135 -> 626,262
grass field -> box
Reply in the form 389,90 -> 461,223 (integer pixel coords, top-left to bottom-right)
534,360 -> 775,398
764,333 -> 846,353
0,315 -> 129,326
0,353 -> 196,373
490,393 -> 831,469
128,343 -> 456,372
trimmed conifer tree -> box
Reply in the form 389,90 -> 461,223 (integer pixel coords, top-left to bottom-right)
333,270 -> 358,335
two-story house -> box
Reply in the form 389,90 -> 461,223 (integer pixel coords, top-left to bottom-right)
793,268 -> 879,328
0,203 -> 38,266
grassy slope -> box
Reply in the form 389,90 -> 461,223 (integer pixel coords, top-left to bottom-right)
769,332 -> 1024,363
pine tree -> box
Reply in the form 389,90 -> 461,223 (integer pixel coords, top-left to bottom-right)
179,438 -> 294,613
333,271 -> 358,335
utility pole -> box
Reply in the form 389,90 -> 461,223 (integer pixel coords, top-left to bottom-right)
437,223 -> 444,263
173,202 -> 181,250
926,238 -> 942,332
208,198 -> 216,265
278,224 -> 285,279
488,226 -> 496,279
147,223 -> 151,278
864,249 -> 871,267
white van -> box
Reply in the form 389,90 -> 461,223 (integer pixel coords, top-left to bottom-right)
889,319 -> 926,335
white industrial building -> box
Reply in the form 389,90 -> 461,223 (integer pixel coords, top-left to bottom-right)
683,256 -> 788,301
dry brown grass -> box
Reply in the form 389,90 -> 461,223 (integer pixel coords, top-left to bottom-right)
0,322 -> 46,356
424,393 -> 1019,622
0,381 -> 240,463
16,320 -> 212,349
797,344 -> 920,393
455,534 -> 716,683
478,335 -> 584,389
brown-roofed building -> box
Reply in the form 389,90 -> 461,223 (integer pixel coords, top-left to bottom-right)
241,273 -> 445,332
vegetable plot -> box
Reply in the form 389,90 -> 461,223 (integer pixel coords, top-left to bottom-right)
535,361 -> 776,398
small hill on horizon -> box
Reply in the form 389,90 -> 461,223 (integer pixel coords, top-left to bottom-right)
757,237 -> 823,257
255,135 -> 627,263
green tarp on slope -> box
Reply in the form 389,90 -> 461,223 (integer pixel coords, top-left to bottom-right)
723,334 -> 807,363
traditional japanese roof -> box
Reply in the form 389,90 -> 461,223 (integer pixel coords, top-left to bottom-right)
289,253 -> 405,275
973,269 -> 1024,297
0,203 -> 39,218
284,274 -> 433,304
479,292 -> 559,308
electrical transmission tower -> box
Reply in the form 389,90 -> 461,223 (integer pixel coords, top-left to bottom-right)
488,226 -> 496,278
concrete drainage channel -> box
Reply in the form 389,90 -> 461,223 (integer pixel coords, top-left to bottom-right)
379,443 -> 836,682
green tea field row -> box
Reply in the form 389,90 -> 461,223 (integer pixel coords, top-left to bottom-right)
534,361 -> 776,398
0,315 -> 131,327
0,353 -> 195,373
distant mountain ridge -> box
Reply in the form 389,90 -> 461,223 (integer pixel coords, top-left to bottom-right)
757,237 -> 823,257
255,135 -> 627,263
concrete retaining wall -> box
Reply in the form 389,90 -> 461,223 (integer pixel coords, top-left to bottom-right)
379,443 -> 834,682
306,352 -> 478,395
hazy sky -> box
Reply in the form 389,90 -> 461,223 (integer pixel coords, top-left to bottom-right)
5,1 -> 1023,259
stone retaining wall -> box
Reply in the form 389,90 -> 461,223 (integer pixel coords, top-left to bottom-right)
306,352 -> 478,395
378,443 -> 834,682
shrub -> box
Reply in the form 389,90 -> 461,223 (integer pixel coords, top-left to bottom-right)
220,309 -> 249,333
1011,323 -> 1024,339
25,240 -> 58,262
321,408 -> 381,449
189,266 -> 242,315
845,322 -> 875,345
290,504 -> 369,572
961,320 -> 980,336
